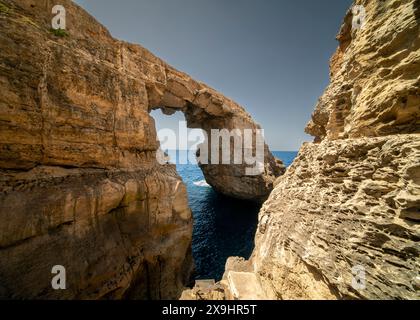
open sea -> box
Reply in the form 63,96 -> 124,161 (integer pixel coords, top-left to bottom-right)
169,151 -> 298,280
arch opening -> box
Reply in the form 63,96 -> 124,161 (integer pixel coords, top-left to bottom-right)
150,109 -> 260,280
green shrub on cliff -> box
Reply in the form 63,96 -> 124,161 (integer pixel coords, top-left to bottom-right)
50,28 -> 68,37
0,1 -> 10,14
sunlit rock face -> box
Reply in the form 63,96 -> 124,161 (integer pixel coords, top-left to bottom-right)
0,0 -> 282,299
252,0 -> 420,299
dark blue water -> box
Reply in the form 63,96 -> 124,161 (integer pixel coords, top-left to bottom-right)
171,151 -> 298,280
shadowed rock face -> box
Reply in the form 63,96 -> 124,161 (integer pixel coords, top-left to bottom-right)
0,0 -> 283,299
252,0 -> 420,300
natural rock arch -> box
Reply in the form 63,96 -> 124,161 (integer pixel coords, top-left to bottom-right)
0,0 -> 284,300
147,65 -> 285,202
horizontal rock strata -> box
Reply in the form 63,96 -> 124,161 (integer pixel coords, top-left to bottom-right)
0,0 -> 282,298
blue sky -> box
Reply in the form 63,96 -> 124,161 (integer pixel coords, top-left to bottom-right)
74,0 -> 353,150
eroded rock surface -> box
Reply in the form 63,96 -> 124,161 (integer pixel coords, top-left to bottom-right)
0,165 -> 193,299
255,135 -> 419,299
0,0 -> 282,299
187,0 -> 420,300
252,0 -> 420,299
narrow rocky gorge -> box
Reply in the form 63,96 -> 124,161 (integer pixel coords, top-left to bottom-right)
183,0 -> 420,300
1,0 -> 418,301
0,0 -> 283,299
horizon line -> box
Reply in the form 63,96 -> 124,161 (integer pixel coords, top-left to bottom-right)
164,149 -> 299,152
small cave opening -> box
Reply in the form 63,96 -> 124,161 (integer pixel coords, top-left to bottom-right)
150,109 -> 260,281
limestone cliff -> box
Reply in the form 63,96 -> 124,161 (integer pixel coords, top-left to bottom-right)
0,0 -> 283,299
183,0 -> 419,300
252,0 -> 420,299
